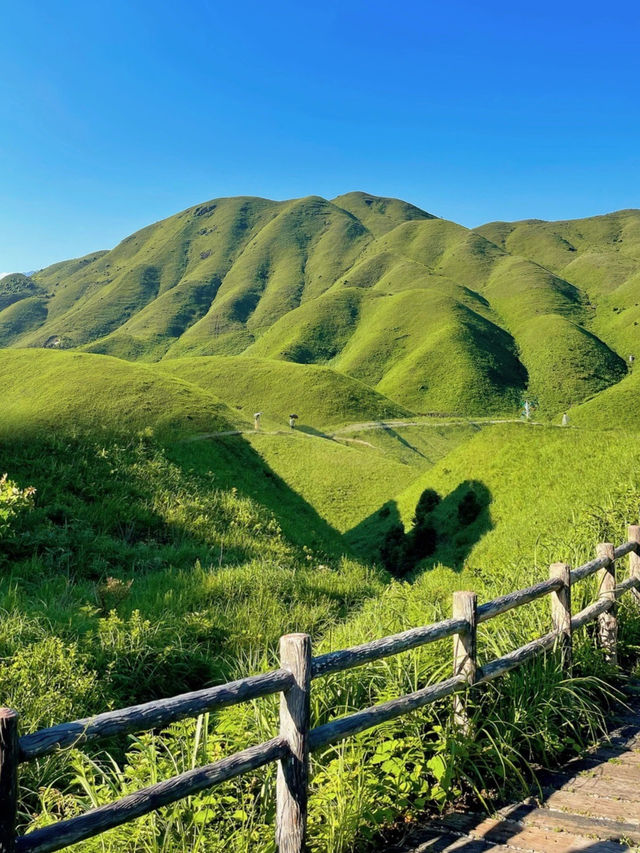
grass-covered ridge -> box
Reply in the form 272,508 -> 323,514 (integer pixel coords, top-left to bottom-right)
154,354 -> 409,429
2,195 -> 639,417
0,349 -> 245,439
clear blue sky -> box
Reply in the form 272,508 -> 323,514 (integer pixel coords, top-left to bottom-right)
1,0 -> 639,271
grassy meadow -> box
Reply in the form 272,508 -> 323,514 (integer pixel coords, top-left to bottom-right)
1,344 -> 640,852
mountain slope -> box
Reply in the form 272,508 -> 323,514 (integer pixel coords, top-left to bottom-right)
0,349 -> 245,438
2,194 -> 639,418
154,355 -> 409,429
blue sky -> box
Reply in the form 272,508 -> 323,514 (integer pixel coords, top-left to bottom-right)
1,0 -> 639,271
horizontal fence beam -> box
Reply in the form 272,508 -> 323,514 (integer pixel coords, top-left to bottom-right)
615,540 -> 638,559
477,629 -> 559,682
571,597 -> 614,632
16,737 -> 288,853
614,576 -> 640,599
476,577 -> 563,623
308,675 -> 466,751
19,669 -> 295,762
311,617 -> 466,678
571,554 -> 610,584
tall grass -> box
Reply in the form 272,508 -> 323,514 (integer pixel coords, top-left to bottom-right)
2,427 -> 640,850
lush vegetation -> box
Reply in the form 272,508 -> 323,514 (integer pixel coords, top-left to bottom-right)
2,193 -> 638,416
1,348 -> 639,850
2,194 -> 640,849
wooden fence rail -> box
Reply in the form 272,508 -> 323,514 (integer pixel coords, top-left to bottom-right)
2,524 -> 640,853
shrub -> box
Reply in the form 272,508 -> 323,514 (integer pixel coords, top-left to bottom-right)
0,474 -> 35,535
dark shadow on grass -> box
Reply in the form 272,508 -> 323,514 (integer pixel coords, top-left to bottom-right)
296,424 -> 332,439
344,499 -> 404,563
379,425 -> 428,460
412,480 -> 492,574
345,480 -> 492,574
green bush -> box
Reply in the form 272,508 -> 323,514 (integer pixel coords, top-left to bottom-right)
0,473 -> 35,536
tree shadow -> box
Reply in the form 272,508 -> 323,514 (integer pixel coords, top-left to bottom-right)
345,480 -> 492,574
344,499 -> 404,563
415,480 -> 493,574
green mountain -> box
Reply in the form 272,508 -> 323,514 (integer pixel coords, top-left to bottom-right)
3,196 -> 640,852
3,193 -> 639,415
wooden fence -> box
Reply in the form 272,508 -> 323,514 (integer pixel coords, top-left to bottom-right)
3,526 -> 640,853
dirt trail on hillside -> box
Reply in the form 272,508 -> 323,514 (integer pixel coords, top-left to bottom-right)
184,417 -> 552,446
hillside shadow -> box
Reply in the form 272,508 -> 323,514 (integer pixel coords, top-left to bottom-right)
1,429 -> 355,712
344,499 -> 404,563
379,425 -> 428,460
168,433 -> 347,557
345,480 -> 492,574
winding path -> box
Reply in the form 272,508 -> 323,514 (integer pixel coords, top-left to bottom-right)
185,416 -> 551,446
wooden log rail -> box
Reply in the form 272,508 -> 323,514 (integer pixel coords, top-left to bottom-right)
2,525 -> 640,853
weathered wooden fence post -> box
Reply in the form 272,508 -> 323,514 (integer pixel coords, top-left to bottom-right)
596,543 -> 617,665
276,634 -> 311,853
550,563 -> 572,673
628,525 -> 640,605
0,709 -> 19,853
452,591 -> 477,731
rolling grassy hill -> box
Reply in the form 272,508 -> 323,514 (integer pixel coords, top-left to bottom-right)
2,193 -> 639,417
0,349 -> 246,439
154,354 -> 409,429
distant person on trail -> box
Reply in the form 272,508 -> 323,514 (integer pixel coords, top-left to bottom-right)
289,414 -> 298,429
629,354 -> 635,368
254,412 -> 262,430
562,412 -> 569,427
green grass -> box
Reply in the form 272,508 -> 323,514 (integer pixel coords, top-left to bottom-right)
154,354 -> 410,429
393,422 -> 640,571
3,195 -> 639,419
569,365 -> 640,429
243,430 -> 415,535
0,349 -> 245,439
2,375 -> 640,850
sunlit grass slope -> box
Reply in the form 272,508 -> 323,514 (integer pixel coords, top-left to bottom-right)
0,349 -> 245,439
154,355 -> 409,429
476,209 -> 640,360
569,365 -> 640,429
249,286 -> 527,414
3,195 -> 639,419
394,422 -> 640,571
